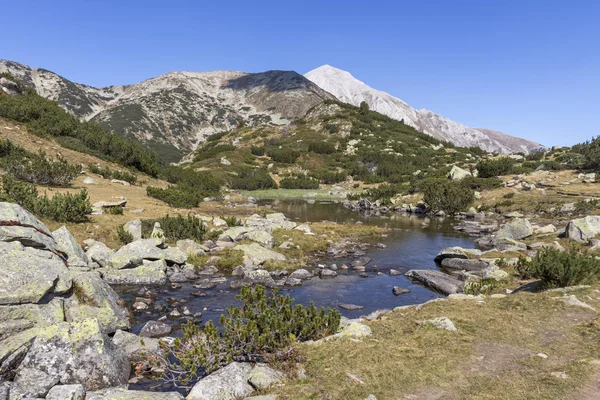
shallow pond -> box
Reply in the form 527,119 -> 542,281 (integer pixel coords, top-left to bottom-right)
115,200 -> 477,335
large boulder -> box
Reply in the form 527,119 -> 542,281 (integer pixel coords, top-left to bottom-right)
13,319 -> 130,392
405,269 -> 463,295
245,214 -> 296,232
186,362 -> 254,400
123,219 -> 142,241
565,216 -> 600,243
449,165 -> 472,181
0,241 -> 72,305
63,271 -> 130,334
247,364 -> 284,390
218,226 -> 252,242
493,218 -> 533,244
177,239 -> 206,257
112,329 -> 160,361
243,270 -> 277,287
235,243 -> 286,266
46,384 -> 85,400
53,226 -> 89,268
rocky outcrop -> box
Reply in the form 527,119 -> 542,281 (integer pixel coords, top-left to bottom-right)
493,218 -> 533,245
449,166 -> 472,181
53,226 -> 89,268
565,216 -> 600,243
440,258 -> 489,272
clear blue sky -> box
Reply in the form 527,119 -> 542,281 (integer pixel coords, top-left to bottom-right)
3,0 -> 599,146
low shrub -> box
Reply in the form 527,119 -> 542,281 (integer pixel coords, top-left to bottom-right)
229,168 -> 277,191
117,226 -> 134,244
250,146 -> 265,156
421,178 -> 474,215
2,174 -> 91,222
148,285 -> 341,385
279,175 -> 320,190
308,141 -> 336,154
460,177 -> 503,191
222,216 -> 242,227
476,158 -> 515,178
106,206 -> 124,215
348,183 -> 402,205
503,192 -> 515,199
516,247 -> 600,289
148,167 -> 221,208
141,214 -> 207,242
266,147 -> 300,164
89,164 -> 138,185
311,170 -> 347,184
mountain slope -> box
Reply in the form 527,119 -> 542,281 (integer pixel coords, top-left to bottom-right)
0,60 -> 334,162
305,65 -> 545,154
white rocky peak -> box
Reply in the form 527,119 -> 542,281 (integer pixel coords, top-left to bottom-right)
305,65 -> 545,154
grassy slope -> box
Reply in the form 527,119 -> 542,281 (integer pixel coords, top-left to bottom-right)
272,287 -> 600,400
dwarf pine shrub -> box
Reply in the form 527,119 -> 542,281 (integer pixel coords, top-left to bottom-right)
117,226 -> 134,244
88,164 -> 138,185
421,179 -> 474,215
148,285 -> 341,385
279,175 -> 320,189
517,247 -> 600,289
141,214 -> 206,242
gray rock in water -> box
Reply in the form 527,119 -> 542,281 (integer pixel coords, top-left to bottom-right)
338,303 -> 365,310
434,246 -> 471,262
440,258 -> 489,272
187,362 -> 254,400
235,243 -> 286,266
247,363 -> 284,390
139,320 -> 171,338
14,319 -> 130,391
405,269 -> 463,295
86,387 -> 184,399
46,384 -> 85,400
123,219 -> 142,241
319,269 -> 337,278
53,226 -> 89,268
244,269 -> 277,287
289,269 -> 312,280
565,216 -> 600,243
63,271 -> 130,334
393,287 -> 410,296
0,241 -> 72,305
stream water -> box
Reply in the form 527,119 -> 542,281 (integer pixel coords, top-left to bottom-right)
115,200 -> 477,336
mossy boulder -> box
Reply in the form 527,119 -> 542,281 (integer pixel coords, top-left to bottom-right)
565,216 -> 600,243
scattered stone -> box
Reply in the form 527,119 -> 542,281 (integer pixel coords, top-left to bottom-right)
563,295 -> 596,311
289,269 -> 312,280
111,179 -> 131,186
389,269 -> 402,276
536,353 -> 549,359
319,269 -> 337,277
449,165 -> 472,181
423,317 -> 457,332
482,266 -> 511,281
550,371 -> 569,379
86,387 -> 184,399
493,218 -> 533,244
440,258 -> 489,272
83,176 -> 98,185
244,230 -> 275,248
235,243 -> 286,265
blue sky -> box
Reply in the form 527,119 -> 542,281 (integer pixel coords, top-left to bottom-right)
3,0 -> 599,146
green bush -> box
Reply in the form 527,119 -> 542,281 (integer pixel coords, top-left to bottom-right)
266,147 -> 300,163
310,170 -> 347,184
2,174 -> 91,222
250,146 -> 265,156
150,285 -> 341,384
503,192 -> 515,199
0,91 -> 160,176
421,178 -> 474,214
193,144 -> 236,162
222,216 -> 242,227
476,158 -> 515,178
460,177 -> 503,191
117,226 -> 134,244
229,168 -> 277,191
525,151 -> 545,161
0,140 -> 80,187
279,175 -> 320,189
141,214 -> 206,242
106,206 -> 124,215
348,183 -> 402,205
88,164 -> 138,185
516,247 -> 600,289
148,167 -> 221,208
308,141 -> 336,154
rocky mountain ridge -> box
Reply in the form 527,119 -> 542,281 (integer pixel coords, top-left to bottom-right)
305,65 -> 546,154
0,60 -> 333,162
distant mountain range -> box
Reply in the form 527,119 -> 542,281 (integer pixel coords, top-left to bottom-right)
305,65 -> 545,154
0,60 -> 545,161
